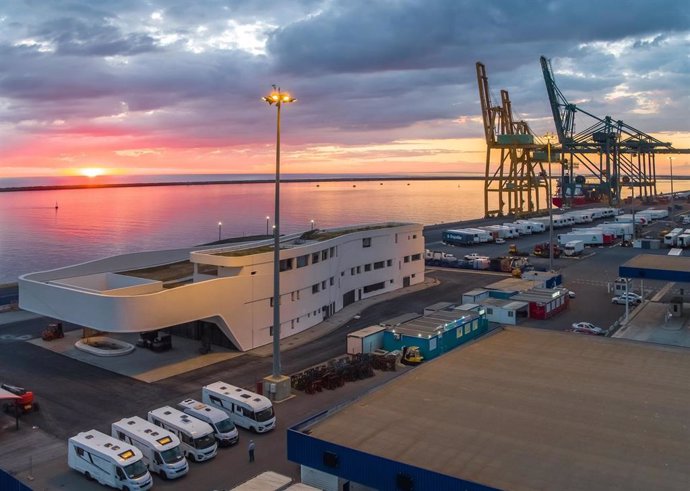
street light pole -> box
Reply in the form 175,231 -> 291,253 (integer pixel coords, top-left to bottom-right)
545,134 -> 555,272
218,221 -> 222,241
310,219 -> 315,231
669,156 -> 675,220
262,86 -> 296,381
266,216 -> 270,236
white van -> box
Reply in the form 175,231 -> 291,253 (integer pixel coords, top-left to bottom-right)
147,406 -> 218,463
68,429 -> 153,490
178,398 -> 240,447
112,416 -> 189,480
202,381 -> 276,433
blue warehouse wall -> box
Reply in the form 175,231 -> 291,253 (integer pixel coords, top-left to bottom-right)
287,425 -> 498,491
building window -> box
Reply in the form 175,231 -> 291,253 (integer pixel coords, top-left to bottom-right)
330,277 -> 334,286
411,273 -> 416,278
321,280 -> 326,289
312,284 -> 320,294
341,271 -> 345,276
351,267 -> 356,275
365,264 -> 372,272
357,266 -> 361,274
386,259 -> 392,267
296,290 -> 300,300
362,237 -> 371,248
395,234 -> 398,243
389,279 -> 394,284
363,281 -> 385,294
508,311 -> 514,317
329,247 -> 335,257
411,254 -> 421,261
322,250 -> 328,261
291,292 -> 295,301
413,234 -> 417,239
312,252 -> 319,264
279,258 -> 293,272
269,326 -> 273,336
487,308 -> 493,315
404,256 -> 410,263
374,261 -> 384,270
297,254 -> 309,268
291,320 -> 295,329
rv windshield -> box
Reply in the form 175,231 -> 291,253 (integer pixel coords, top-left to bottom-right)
123,460 -> 148,480
215,418 -> 236,433
254,406 -> 274,422
194,434 -> 216,449
160,446 -> 183,464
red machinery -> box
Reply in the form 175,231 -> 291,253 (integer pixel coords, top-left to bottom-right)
1,384 -> 39,415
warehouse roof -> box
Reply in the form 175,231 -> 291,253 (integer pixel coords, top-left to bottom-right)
299,328 -> 690,490
620,254 -> 690,283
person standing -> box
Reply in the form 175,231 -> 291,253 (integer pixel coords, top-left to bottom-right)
248,440 -> 255,463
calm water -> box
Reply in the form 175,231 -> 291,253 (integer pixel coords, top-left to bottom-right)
0,178 -> 685,283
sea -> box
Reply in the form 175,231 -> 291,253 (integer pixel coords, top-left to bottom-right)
0,174 -> 685,284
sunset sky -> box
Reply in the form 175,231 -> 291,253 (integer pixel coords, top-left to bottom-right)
1,0 -> 689,179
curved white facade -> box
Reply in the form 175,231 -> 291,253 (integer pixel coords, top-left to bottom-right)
19,223 -> 425,351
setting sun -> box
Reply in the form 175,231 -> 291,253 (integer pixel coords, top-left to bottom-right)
79,167 -> 106,178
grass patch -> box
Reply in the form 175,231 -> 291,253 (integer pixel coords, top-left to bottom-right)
215,245 -> 274,257
300,224 -> 399,241
120,261 -> 194,282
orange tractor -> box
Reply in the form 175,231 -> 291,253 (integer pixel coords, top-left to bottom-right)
1,384 -> 39,415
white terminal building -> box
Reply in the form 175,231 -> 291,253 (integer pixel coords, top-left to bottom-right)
19,223 -> 425,351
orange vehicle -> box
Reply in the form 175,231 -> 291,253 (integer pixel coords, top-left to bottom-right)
1,384 -> 39,415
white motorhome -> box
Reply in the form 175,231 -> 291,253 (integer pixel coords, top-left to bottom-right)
68,429 -> 153,490
664,228 -> 684,247
178,398 -> 240,447
463,228 -> 492,242
111,416 -> 189,480
202,382 -> 276,433
147,406 -> 218,462
563,240 -> 585,256
505,222 -> 531,235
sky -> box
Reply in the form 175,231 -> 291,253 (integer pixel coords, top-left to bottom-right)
1,0 -> 689,179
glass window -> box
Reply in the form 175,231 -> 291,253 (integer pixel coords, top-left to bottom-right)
387,259 -> 392,267
322,250 -> 328,260
312,253 -> 319,264
374,261 -> 384,270
330,277 -> 334,286
329,247 -> 335,257
404,256 -> 410,263
296,254 -> 309,268
279,258 -> 293,272
411,254 -> 421,261
362,238 -> 371,248
365,264 -> 372,272
312,284 -> 319,294
321,280 -> 326,289
357,266 -> 361,274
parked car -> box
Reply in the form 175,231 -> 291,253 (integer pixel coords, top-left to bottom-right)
568,290 -> 576,299
611,292 -> 642,305
566,327 -> 600,336
571,322 -> 606,335
495,238 -> 506,244
464,253 -> 481,260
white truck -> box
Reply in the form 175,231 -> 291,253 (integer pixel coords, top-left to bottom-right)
111,416 -> 189,480
202,381 -> 276,433
178,398 -> 240,447
147,406 -> 218,462
68,429 -> 153,490
563,240 -> 585,256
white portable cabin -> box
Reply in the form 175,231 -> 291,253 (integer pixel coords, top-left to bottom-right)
68,429 -> 153,490
676,233 -> 690,248
202,382 -> 276,433
147,406 -> 218,462
178,398 -> 240,447
112,416 -> 188,480
347,325 -> 386,355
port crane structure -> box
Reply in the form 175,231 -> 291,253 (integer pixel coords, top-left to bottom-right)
476,62 -> 551,217
540,55 -> 690,207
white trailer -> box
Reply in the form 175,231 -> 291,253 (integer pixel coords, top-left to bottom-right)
178,398 -> 240,447
616,214 -> 647,225
481,225 -> 513,239
516,220 -> 546,232
68,429 -> 153,490
637,208 -> 668,220
564,211 -> 593,224
664,229 -> 684,247
347,325 -> 386,355
563,240 -> 585,256
557,232 -> 603,246
202,382 -> 276,433
147,406 -> 218,462
505,222 -> 530,235
597,222 -> 633,238
112,416 -> 189,480
463,228 -> 492,242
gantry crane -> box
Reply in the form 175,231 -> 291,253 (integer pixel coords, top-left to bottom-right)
540,55 -> 690,206
477,62 -> 550,217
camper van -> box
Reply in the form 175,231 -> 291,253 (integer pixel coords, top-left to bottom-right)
68,429 -> 153,490
178,398 -> 240,447
111,416 -> 189,480
202,382 -> 276,433
147,406 -> 218,463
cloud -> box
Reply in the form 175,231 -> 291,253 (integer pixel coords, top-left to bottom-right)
0,0 -> 688,175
